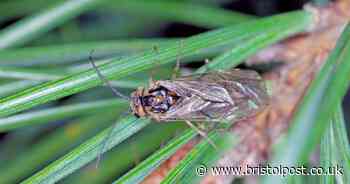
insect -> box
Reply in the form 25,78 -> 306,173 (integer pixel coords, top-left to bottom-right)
130,69 -> 268,123
89,49 -> 269,164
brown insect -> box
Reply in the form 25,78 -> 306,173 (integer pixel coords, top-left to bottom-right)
89,50 -> 268,162
130,69 -> 268,123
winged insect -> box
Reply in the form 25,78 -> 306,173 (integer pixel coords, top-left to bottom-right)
89,46 -> 269,166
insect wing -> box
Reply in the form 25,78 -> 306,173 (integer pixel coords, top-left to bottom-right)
158,69 -> 268,122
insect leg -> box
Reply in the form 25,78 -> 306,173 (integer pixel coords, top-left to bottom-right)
203,58 -> 210,73
200,110 -> 214,120
196,58 -> 211,76
197,110 -> 218,131
172,40 -> 184,79
146,45 -> 162,87
184,120 -> 218,150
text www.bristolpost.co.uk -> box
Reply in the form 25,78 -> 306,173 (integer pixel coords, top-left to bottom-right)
195,164 -> 344,177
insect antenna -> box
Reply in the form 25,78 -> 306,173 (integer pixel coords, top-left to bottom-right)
89,50 -> 130,100
89,50 -> 132,167
96,113 -> 139,168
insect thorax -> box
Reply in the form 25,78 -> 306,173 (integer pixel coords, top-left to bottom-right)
130,84 -> 180,119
